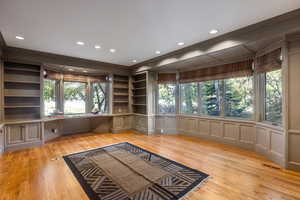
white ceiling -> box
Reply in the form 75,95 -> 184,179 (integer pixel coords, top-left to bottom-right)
1,0 -> 300,66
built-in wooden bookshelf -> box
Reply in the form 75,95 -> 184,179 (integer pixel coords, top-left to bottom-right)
113,75 -> 130,114
3,62 -> 41,121
132,73 -> 147,114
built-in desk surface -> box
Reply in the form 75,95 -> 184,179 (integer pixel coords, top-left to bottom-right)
2,113 -> 133,125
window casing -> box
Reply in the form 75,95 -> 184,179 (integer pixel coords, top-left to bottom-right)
158,84 -> 176,114
180,83 -> 198,114
63,81 -> 87,114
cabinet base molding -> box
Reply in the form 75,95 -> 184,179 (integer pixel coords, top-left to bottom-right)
5,141 -> 43,152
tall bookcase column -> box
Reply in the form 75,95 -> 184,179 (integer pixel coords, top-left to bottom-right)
146,71 -> 155,134
111,74 -> 132,133
2,61 -> 43,152
112,74 -> 130,114
132,71 -> 155,134
3,62 -> 42,121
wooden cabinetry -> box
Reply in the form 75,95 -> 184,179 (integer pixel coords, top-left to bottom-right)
4,122 -> 43,151
0,125 -> 4,155
111,115 -> 132,133
113,75 -> 130,114
132,72 -> 147,114
3,62 -> 42,121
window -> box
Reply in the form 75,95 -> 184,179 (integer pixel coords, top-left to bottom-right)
158,84 -> 176,113
43,79 -> 57,116
224,76 -> 254,118
199,80 -> 221,116
265,69 -> 282,125
64,82 -> 86,114
180,83 -> 198,114
92,82 -> 108,113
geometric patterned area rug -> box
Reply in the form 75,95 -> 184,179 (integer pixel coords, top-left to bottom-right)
63,142 -> 209,200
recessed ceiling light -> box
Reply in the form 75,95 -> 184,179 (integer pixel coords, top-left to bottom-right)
16,36 -> 24,40
94,45 -> 101,49
76,41 -> 84,45
209,29 -> 218,34
177,42 -> 185,46
110,49 -> 116,53
83,70 -> 88,73
132,60 -> 137,63
68,68 -> 74,71
155,51 -> 161,54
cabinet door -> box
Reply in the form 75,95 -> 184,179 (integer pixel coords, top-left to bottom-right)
26,123 -> 41,142
5,125 -> 26,145
0,127 -> 4,154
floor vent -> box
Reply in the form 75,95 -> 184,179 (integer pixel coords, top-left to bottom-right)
263,163 -> 281,170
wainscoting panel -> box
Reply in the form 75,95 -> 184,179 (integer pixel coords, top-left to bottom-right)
288,131 -> 300,170
224,123 -> 239,141
255,127 -> 269,151
198,120 -> 210,136
239,125 -> 255,144
133,115 -> 148,134
210,121 -> 223,138
156,115 -> 284,167
155,116 -> 176,134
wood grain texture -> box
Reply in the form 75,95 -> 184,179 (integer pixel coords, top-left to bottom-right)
0,131 -> 300,200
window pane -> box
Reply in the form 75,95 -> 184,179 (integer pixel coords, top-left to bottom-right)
43,79 -> 56,116
224,76 -> 253,118
158,84 -> 176,113
265,69 -> 282,125
180,83 -> 198,114
64,82 -> 86,114
92,82 -> 108,113
199,80 -> 221,116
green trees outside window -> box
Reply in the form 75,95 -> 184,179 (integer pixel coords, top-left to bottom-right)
158,84 -> 176,113
43,79 -> 56,116
64,82 -> 86,114
224,76 -> 253,118
180,83 -> 198,114
92,82 -> 108,113
265,69 -> 282,125
199,80 -> 221,116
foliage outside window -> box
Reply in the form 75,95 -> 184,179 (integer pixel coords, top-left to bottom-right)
158,84 -> 176,113
92,82 -> 108,113
180,83 -> 198,114
43,79 -> 57,116
64,82 -> 86,114
265,69 -> 282,125
224,76 -> 254,118
199,80 -> 221,116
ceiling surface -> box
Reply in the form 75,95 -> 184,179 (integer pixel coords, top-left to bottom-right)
1,0 -> 300,66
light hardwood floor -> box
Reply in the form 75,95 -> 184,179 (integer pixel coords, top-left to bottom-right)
0,131 -> 300,200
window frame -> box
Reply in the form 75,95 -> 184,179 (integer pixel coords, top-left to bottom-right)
223,76 -> 255,120
261,69 -> 283,126
198,80 -> 222,117
43,78 -> 59,116
91,81 -> 109,114
179,82 -> 199,115
157,83 -> 177,114
63,81 -> 88,115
